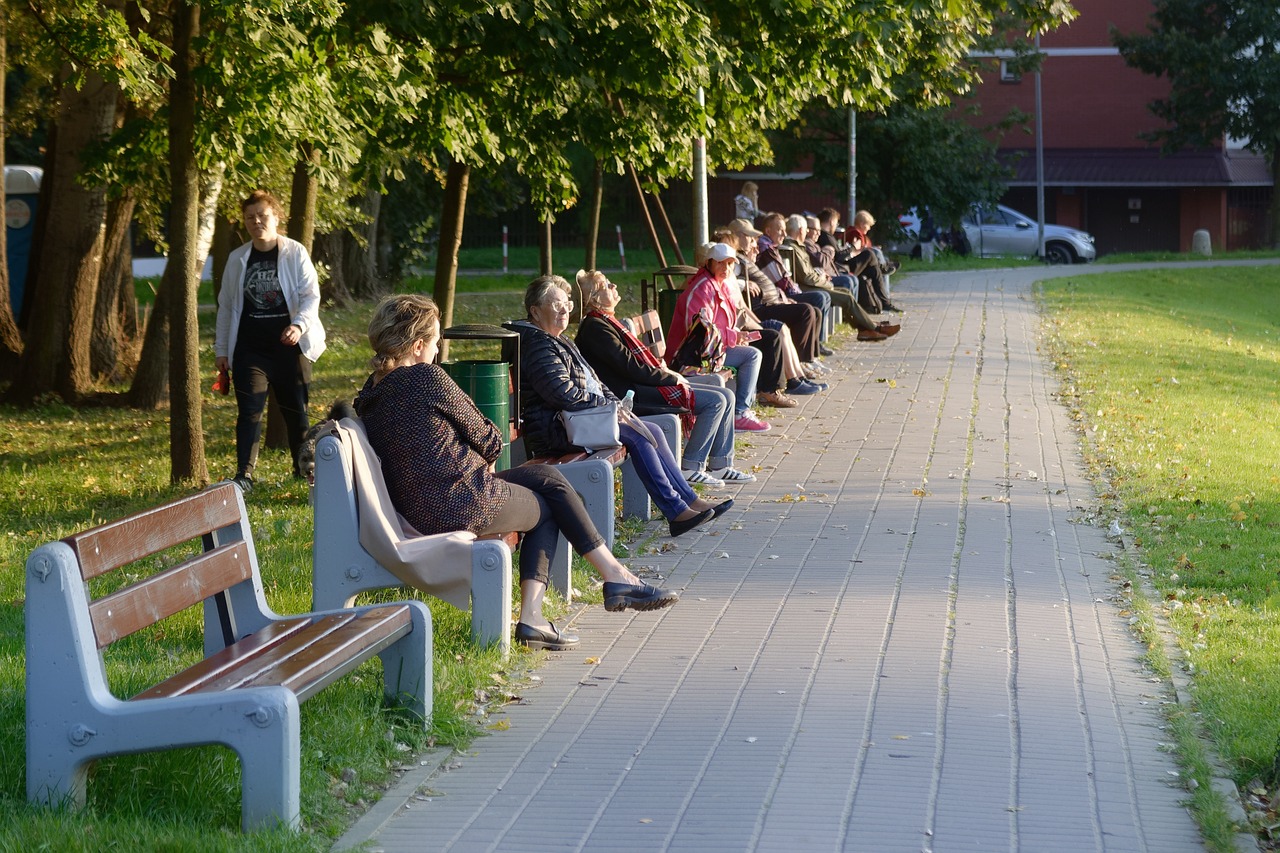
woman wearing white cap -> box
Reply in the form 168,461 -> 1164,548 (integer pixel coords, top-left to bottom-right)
667,243 -> 780,432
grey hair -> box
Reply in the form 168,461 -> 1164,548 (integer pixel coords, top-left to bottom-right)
524,274 -> 572,316
785,214 -> 808,236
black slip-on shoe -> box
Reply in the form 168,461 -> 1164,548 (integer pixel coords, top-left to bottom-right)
602,582 -> 680,613
669,507 -> 714,537
514,621 -> 580,650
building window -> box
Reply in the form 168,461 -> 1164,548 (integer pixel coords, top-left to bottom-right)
999,61 -> 1021,83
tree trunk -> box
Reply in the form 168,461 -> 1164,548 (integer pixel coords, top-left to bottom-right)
344,186 -> 382,300
312,230 -> 350,303
1269,149 -> 1280,250
91,191 -> 138,381
167,0 -> 207,485
585,159 -> 602,271
210,213 -> 237,303
127,273 -> 169,409
288,143 -> 319,252
538,215 -> 553,276
432,160 -> 469,363
0,15 -> 22,378
8,58 -> 118,404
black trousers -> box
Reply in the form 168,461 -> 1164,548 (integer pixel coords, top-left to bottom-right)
754,302 -> 821,361
749,328 -> 785,394
232,349 -> 311,477
480,464 -> 606,587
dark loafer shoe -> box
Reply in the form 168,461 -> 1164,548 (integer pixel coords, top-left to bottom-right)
711,498 -> 735,518
603,582 -> 680,613
514,621 -> 580,651
669,507 -> 714,537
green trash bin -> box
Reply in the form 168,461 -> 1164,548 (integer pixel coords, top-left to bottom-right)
443,360 -> 511,470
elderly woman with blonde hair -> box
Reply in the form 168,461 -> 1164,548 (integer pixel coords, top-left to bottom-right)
574,269 -> 755,487
510,275 -> 733,536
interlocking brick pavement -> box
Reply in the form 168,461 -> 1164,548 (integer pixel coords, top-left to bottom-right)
337,268 -> 1206,853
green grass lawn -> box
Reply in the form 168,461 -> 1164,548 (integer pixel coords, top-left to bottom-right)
1039,264 -> 1280,842
0,281 -> 650,850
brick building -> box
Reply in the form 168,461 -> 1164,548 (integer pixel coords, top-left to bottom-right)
971,0 -> 1271,255
707,0 -> 1272,256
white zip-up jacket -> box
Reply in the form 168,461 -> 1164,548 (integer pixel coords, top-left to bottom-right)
214,235 -> 327,363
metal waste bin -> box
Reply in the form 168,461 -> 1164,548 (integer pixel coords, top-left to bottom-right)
640,264 -> 697,341
441,324 -> 520,471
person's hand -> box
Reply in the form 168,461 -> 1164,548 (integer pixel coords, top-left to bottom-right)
746,280 -> 761,299
215,356 -> 230,372
280,324 -> 301,346
671,371 -> 690,388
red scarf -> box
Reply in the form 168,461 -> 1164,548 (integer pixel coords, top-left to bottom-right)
588,310 -> 695,436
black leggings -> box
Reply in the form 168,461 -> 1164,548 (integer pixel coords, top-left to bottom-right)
478,464 -> 606,587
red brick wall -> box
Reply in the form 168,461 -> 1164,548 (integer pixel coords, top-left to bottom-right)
972,0 -> 1174,151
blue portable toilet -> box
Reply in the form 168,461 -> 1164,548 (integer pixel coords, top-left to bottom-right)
6,164 -> 43,320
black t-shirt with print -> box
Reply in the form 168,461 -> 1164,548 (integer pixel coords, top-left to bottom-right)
236,245 -> 291,357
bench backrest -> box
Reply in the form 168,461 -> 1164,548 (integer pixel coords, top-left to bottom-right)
624,310 -> 666,359
62,483 -> 252,649
313,418 -> 475,610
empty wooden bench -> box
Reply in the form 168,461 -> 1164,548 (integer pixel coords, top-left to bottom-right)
24,481 -> 431,832
311,417 -> 514,652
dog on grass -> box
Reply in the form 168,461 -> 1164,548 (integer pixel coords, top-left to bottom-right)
298,399 -> 356,486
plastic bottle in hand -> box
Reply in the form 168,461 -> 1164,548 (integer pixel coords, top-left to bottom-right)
620,389 -> 635,413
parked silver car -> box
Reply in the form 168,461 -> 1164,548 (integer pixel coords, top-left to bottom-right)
892,204 -> 1097,264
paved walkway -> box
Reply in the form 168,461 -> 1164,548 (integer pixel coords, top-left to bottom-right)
338,267 -> 1205,852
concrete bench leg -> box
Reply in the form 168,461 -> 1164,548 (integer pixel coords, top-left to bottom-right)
469,541 -> 512,653
376,600 -> 433,720
235,695 -> 302,831
550,457 -> 614,601
623,414 -> 683,522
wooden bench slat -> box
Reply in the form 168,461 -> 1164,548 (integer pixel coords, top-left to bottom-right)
133,607 -> 412,703
67,483 -> 243,580
88,542 -> 254,648
251,607 -> 413,703
131,617 -> 316,700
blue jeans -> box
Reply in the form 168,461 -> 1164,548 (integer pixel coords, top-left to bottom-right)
723,345 -> 760,414
793,290 -> 831,342
682,384 -> 735,471
619,419 -> 698,521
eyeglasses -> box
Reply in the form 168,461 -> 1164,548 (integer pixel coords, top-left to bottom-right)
542,300 -> 574,313
602,281 -> 617,290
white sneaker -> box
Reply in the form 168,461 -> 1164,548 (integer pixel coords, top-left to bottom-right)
683,468 -> 726,487
709,466 -> 757,483
805,360 -> 832,376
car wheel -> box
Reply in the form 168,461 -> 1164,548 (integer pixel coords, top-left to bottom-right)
1043,242 -> 1076,265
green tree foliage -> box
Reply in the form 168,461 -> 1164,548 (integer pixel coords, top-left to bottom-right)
772,101 -> 1017,232
1113,0 -> 1280,246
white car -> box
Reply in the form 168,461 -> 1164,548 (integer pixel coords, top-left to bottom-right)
893,204 -> 1097,264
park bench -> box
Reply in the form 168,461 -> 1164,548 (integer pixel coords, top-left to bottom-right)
311,417 -> 514,652
24,481 -> 431,832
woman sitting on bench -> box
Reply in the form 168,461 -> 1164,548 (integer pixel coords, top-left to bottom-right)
510,275 -> 732,539
354,294 -> 678,652
573,268 -> 755,488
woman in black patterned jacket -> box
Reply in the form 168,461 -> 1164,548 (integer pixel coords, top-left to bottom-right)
355,294 -> 678,651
